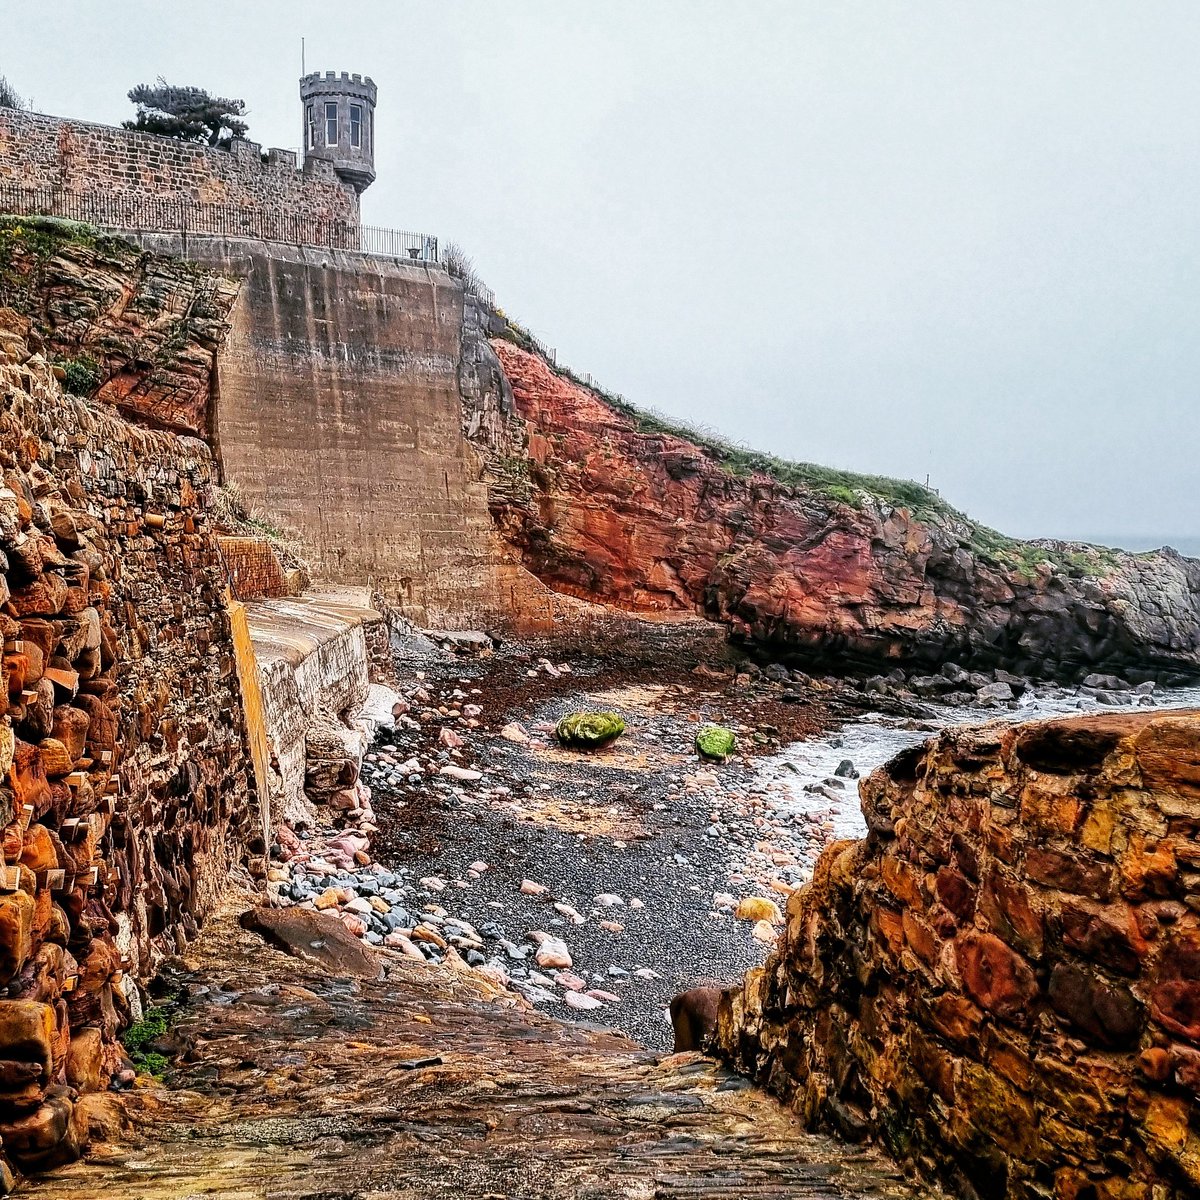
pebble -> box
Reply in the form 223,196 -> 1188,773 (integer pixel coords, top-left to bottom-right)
528,932 -> 572,969
440,765 -> 483,782
564,991 -> 603,1011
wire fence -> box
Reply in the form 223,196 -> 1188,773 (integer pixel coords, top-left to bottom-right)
0,184 -> 441,262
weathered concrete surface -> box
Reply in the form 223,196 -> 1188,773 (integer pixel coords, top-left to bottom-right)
247,587 -> 380,827
34,902 -> 939,1200
133,235 -> 504,627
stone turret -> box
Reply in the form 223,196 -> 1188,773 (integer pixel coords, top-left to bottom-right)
300,70 -> 377,195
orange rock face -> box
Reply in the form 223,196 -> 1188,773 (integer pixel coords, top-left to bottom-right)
488,341 -> 1200,678
717,708 -> 1200,1198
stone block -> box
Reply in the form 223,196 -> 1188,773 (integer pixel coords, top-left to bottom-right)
0,1001 -> 54,1099
65,1027 -> 104,1093
0,895 -> 34,987
954,931 -> 1038,1023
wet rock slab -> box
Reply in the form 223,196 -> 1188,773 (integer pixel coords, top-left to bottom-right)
31,903 -> 940,1199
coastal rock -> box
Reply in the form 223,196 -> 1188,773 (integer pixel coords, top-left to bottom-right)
695,725 -> 736,760
555,711 -> 626,749
484,341 -> 1200,679
717,708 -> 1200,1199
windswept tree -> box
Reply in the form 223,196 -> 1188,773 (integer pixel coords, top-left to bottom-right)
0,75 -> 26,110
123,79 -> 248,147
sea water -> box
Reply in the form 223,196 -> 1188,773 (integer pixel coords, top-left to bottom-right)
758,684 -> 1200,842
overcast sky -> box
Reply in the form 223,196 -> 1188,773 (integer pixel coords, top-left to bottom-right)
8,2 -> 1199,547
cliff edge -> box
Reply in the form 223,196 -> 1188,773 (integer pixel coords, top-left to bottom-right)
477,338 -> 1200,681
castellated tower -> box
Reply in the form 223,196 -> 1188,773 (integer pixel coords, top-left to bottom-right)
300,70 -> 377,194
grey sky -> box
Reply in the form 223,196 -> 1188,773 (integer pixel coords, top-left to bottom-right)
8,2 -> 1199,546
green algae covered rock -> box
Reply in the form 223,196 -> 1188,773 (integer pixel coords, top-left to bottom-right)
695,725 -> 736,760
555,711 -> 626,749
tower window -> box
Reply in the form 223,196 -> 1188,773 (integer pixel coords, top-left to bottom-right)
325,101 -> 338,145
306,105 -> 315,149
350,104 -> 362,149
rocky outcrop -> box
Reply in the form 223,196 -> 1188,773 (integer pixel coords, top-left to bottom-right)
483,341 -> 1200,681
717,708 -> 1200,1200
0,218 -> 237,436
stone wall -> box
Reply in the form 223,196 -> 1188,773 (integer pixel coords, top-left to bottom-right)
0,345 -> 254,1178
140,236 -> 504,628
718,708 -> 1200,1200
0,109 -> 357,237
217,537 -> 288,602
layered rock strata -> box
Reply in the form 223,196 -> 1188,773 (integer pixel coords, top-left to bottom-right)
484,341 -> 1200,680
0,342 -> 254,1179
717,708 -> 1200,1199
0,220 -> 238,436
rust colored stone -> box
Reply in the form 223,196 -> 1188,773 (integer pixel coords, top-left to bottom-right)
1048,961 -> 1142,1048
954,931 -> 1038,1022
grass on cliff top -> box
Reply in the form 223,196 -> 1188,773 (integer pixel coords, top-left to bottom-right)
0,214 -> 128,317
495,318 -> 1125,576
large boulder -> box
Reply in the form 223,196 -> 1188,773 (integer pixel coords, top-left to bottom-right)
238,907 -> 382,980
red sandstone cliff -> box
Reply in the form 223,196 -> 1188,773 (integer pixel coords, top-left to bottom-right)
481,339 -> 1200,680
0,217 -> 237,435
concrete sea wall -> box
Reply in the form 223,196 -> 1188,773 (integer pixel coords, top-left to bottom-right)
135,236 -> 503,628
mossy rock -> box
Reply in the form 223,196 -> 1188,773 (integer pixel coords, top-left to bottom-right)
696,725 -> 736,760
555,711 -> 625,749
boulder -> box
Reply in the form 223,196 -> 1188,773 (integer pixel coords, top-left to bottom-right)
555,711 -> 626,749
695,725 -> 736,760
238,907 -> 382,980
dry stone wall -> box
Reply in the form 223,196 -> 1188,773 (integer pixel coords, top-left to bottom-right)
0,343 -> 254,1180
718,708 -> 1200,1200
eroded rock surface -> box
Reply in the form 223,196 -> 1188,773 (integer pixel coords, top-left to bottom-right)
483,341 -> 1200,681
34,903 -> 939,1199
718,707 -> 1200,1199
0,219 -> 237,435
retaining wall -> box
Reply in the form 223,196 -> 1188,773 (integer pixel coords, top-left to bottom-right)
0,348 -> 255,1177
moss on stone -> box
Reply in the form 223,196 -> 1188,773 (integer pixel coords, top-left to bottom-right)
696,725 -> 736,759
555,711 -> 625,749
121,1003 -> 176,1080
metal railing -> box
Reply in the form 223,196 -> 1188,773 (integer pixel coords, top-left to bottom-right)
359,223 -> 439,262
0,184 -> 441,262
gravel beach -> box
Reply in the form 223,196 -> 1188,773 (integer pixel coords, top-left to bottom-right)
357,648 -> 845,1048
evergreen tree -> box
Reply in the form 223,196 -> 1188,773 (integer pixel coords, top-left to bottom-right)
123,79 -> 248,147
0,75 -> 26,110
